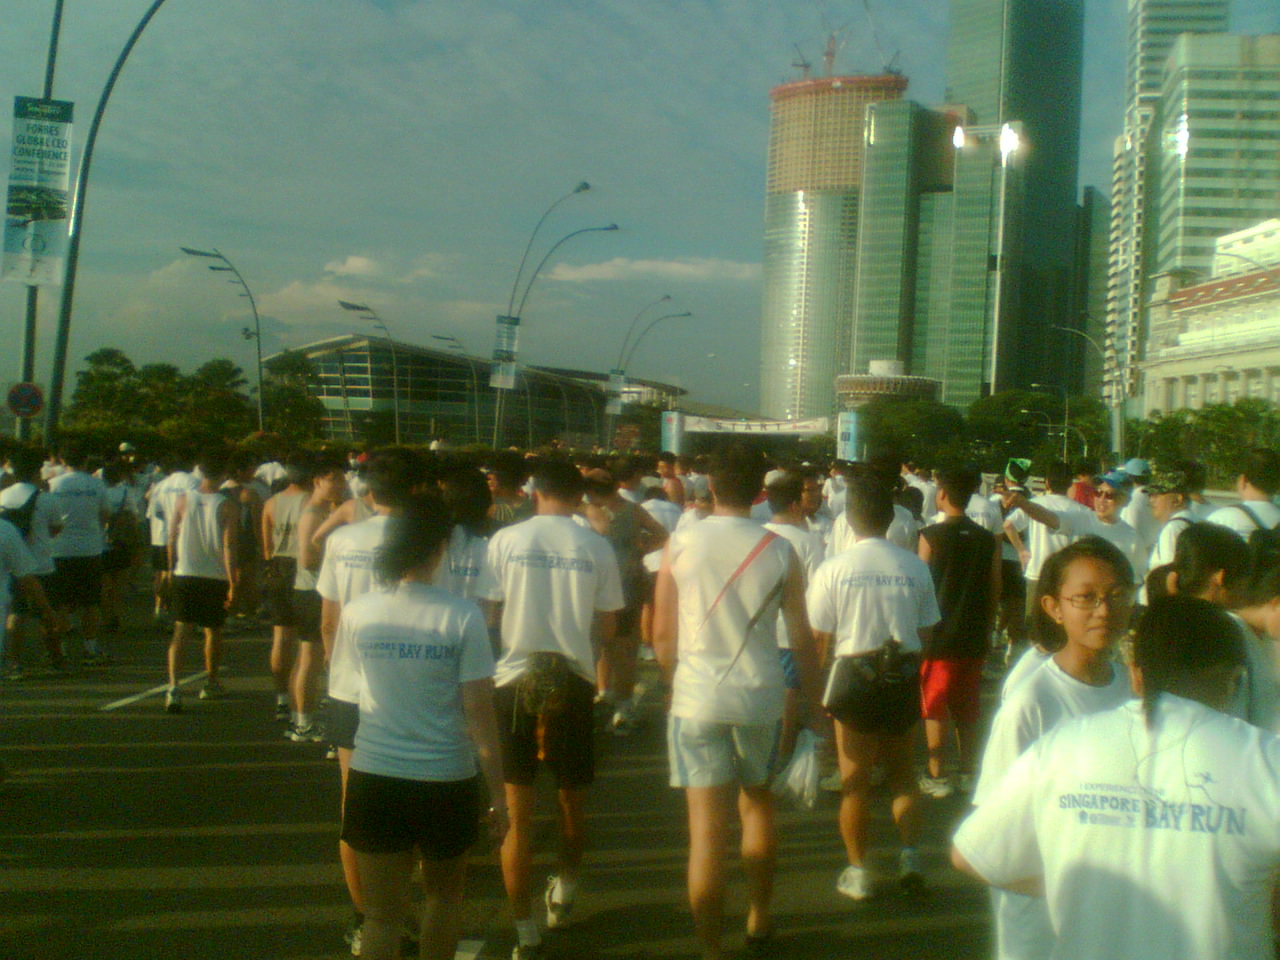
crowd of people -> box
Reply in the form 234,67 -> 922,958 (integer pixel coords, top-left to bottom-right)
3,438 -> 1280,960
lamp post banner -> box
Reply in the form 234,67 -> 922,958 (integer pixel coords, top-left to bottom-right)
661,411 -> 685,454
837,412 -> 858,461
606,368 -> 625,416
489,314 -> 519,389
3,97 -> 74,285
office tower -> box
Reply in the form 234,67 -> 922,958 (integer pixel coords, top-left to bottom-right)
1151,34 -> 1280,276
1104,0 -> 1230,413
944,0 -> 1086,393
1077,187 -> 1111,397
760,73 -> 907,420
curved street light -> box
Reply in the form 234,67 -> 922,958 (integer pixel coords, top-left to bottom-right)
339,300 -> 400,444
1052,323 -> 1122,457
615,295 -> 671,371
621,311 -> 693,370
1031,382 -> 1070,460
45,0 -> 173,437
182,246 -> 264,432
505,182 -> 590,318
433,334 -> 480,444
513,223 -> 619,319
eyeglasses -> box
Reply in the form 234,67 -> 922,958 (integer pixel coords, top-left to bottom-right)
1059,589 -> 1135,610
1095,489 -> 1119,500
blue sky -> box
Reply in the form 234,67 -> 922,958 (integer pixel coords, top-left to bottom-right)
1,0 -> 1276,416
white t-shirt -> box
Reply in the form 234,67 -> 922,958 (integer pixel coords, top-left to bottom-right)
1208,500 -> 1280,540
343,582 -> 494,782
642,498 -> 682,533
955,696 -> 1280,960
0,519 -> 37,609
763,521 -> 825,651
1228,613 -> 1280,735
255,461 -> 287,488
317,514 -> 392,702
1120,487 -> 1159,557
827,504 -> 918,558
48,470 -> 108,559
823,475 -> 847,518
674,508 -> 708,536
487,514 -> 624,687
1006,494 -> 1090,581
931,493 -> 1004,535
667,516 -> 792,725
1054,512 -> 1146,586
173,490 -> 230,580
806,536 -> 940,657
432,525 -> 499,603
146,471 -> 194,548
0,483 -> 59,575
1001,646 -> 1052,703
1148,509 -> 1196,571
975,654 -> 1134,960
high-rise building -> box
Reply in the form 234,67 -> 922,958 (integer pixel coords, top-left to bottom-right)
944,0 -> 1086,393
1151,33 -> 1280,276
759,73 -> 907,420
1104,0 -> 1230,413
1076,186 -> 1112,397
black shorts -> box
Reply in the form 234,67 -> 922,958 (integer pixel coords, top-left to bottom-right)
150,545 -> 169,572
263,558 -> 298,627
825,656 -> 922,736
329,697 -> 360,751
341,769 -> 480,859
11,573 -> 55,615
102,541 -> 134,573
1001,559 -> 1026,599
495,672 -> 595,789
171,576 -> 229,629
293,589 -> 322,642
49,556 -> 104,609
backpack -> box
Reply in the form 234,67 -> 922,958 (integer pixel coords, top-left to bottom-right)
1234,504 -> 1280,570
0,488 -> 39,539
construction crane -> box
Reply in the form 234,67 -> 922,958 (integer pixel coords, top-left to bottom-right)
860,0 -> 902,75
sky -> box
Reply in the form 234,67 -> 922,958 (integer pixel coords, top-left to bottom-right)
2,0 -> 1277,418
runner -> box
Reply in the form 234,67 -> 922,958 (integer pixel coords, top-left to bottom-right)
47,445 -> 111,666
261,453 -> 313,722
1,446 -> 66,677
487,460 -> 623,959
654,447 -> 822,960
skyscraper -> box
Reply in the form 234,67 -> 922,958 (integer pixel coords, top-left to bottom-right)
945,0 -> 1086,393
760,73 -> 907,420
1151,33 -> 1280,276
1104,0 -> 1230,413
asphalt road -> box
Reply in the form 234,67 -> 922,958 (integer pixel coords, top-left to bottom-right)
2,591 -> 993,960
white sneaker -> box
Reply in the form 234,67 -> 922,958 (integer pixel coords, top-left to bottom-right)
545,874 -> 575,928
836,864 -> 871,901
918,775 -> 954,798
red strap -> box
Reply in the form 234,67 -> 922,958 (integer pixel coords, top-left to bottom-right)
694,531 -> 778,637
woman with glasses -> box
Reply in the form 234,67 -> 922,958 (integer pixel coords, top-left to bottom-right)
954,595 -> 1280,960
970,537 -> 1135,960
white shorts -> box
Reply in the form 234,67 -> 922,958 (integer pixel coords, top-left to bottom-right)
667,716 -> 780,789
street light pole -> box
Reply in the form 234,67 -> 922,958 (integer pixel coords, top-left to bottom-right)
182,247 -> 264,432
44,0 -> 173,438
433,334 -> 479,444
620,311 -> 694,371
1052,323 -> 1122,459
1031,383 -> 1069,460
339,301 -> 399,445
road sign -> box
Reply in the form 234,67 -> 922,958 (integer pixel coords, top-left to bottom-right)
8,381 -> 44,418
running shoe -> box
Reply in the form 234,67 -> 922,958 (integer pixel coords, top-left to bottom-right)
345,913 -> 363,957
918,775 -> 955,799
164,688 -> 182,714
325,744 -> 339,761
898,848 -> 925,897
610,703 -> 640,737
274,700 -> 291,722
545,874 -> 575,928
198,678 -> 226,700
287,722 -> 326,743
836,865 -> 871,901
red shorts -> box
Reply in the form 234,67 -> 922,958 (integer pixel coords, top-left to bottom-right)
919,657 -> 984,725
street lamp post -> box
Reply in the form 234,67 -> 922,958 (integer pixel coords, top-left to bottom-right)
606,295 -> 672,447
620,311 -> 694,371
1052,323 -> 1123,459
339,301 -> 400,445
1031,383 -> 1069,460
432,334 -> 480,445
494,220 -> 619,448
182,246 -> 264,432
44,0 -> 173,438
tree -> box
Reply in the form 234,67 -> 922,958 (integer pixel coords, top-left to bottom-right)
262,351 -> 326,443
856,397 -> 966,465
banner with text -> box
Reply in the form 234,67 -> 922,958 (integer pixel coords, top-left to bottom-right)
836,411 -> 858,461
606,368 -> 625,416
2,97 -> 74,285
682,415 -> 830,435
489,314 -> 519,389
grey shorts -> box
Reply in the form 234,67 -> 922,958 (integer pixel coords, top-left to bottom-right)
667,716 -> 781,789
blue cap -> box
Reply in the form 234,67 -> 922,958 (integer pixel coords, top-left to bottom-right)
1122,458 -> 1150,478
1093,470 -> 1132,494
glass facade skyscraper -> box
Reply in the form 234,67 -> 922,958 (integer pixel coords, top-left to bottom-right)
1152,33 -> 1280,276
760,74 -> 908,420
1105,0 -> 1230,409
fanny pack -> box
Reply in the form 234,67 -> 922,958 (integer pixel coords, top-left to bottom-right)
821,639 -> 920,714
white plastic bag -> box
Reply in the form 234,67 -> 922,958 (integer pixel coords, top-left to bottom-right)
772,729 -> 820,809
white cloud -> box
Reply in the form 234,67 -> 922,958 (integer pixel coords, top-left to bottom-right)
324,255 -> 382,277
546,257 -> 761,283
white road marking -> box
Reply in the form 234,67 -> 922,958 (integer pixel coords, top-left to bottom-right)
455,940 -> 484,959
99,671 -> 209,711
